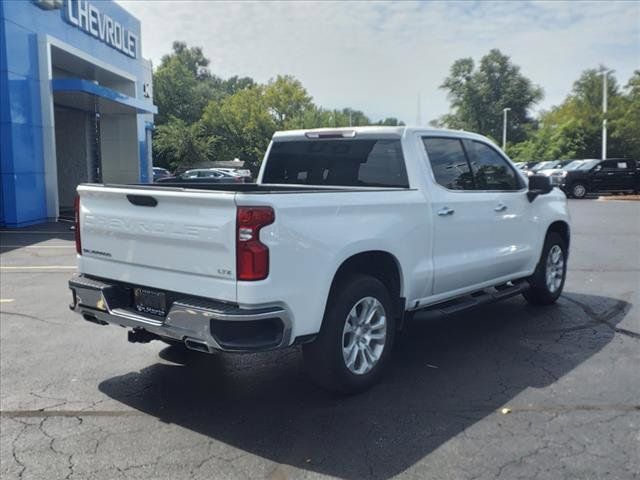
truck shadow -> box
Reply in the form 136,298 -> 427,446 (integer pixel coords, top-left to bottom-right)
98,292 -> 631,479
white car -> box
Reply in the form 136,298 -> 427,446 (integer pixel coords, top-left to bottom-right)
527,160 -> 572,177
69,127 -> 570,393
215,167 -> 252,179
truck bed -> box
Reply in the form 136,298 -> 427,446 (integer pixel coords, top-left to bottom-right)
98,182 -> 410,194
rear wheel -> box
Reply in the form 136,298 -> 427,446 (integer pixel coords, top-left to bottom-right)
303,274 -> 395,394
571,182 -> 587,199
523,232 -> 567,305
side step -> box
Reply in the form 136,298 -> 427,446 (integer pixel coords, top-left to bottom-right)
417,281 -> 529,317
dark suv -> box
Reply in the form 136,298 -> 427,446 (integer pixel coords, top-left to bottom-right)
560,158 -> 639,198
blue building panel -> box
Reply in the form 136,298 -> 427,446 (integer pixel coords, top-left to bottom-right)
4,72 -> 43,126
2,19 -> 41,79
1,122 -> 45,174
0,0 -> 155,228
1,171 -> 47,227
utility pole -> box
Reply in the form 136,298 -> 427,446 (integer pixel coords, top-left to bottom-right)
502,107 -> 511,151
601,68 -> 609,160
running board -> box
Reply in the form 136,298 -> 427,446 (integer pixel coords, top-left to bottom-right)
416,281 -> 529,317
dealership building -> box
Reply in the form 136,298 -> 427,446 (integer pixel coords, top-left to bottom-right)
0,0 -> 156,227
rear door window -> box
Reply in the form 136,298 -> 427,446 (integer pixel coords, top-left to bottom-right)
422,137 -> 474,190
600,160 -> 616,171
262,139 -> 409,187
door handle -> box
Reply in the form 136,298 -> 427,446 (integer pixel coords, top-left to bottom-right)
437,207 -> 455,216
494,203 -> 508,212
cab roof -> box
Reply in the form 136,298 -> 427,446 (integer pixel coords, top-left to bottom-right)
272,126 -> 490,142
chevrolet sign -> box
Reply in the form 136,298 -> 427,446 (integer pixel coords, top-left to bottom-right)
64,0 -> 138,58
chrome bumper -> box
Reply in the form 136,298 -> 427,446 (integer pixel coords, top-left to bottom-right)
68,274 -> 292,353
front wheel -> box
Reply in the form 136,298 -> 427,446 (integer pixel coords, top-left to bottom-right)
523,232 -> 567,305
303,274 -> 395,394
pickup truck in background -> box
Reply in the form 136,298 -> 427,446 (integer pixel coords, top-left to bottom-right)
69,127 -> 570,393
557,158 -> 639,198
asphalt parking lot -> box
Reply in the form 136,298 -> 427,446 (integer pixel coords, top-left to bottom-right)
1,199 -> 639,480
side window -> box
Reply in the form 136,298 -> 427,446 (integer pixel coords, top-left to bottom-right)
600,160 -> 619,171
422,137 -> 474,190
617,161 -> 630,170
466,141 -> 521,190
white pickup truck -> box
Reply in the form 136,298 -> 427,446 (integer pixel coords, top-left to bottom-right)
69,127 -> 570,393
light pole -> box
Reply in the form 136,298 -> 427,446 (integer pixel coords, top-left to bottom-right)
600,68 -> 613,160
502,107 -> 511,151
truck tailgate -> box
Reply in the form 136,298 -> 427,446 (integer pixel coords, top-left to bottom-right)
76,185 -> 237,302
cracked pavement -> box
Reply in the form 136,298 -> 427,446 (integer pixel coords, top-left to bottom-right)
1,200 -> 639,479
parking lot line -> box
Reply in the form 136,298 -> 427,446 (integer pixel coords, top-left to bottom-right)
0,299 -> 15,303
0,245 -> 74,248
0,410 -> 142,418
0,266 -> 76,270
0,231 -> 74,234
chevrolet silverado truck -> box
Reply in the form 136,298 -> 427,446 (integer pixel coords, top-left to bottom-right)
69,127 -> 570,393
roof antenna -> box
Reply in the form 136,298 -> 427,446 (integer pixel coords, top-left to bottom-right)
416,93 -> 422,126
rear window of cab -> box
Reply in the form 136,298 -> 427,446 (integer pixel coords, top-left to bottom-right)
262,139 -> 409,188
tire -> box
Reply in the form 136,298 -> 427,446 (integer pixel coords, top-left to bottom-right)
570,182 -> 587,199
303,274 -> 396,394
523,232 -> 567,305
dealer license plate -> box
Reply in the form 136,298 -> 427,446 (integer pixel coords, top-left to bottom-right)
133,288 -> 166,317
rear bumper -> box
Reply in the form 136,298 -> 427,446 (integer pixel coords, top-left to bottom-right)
68,274 -> 292,353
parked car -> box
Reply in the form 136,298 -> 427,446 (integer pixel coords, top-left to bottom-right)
152,167 -> 171,182
69,127 -> 570,393
527,160 -> 573,177
215,167 -> 253,180
516,161 -> 539,172
547,160 -> 590,186
156,168 -> 245,183
559,158 -> 639,198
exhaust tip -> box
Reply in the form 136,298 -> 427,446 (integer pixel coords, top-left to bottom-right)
184,338 -> 211,353
82,313 -> 108,325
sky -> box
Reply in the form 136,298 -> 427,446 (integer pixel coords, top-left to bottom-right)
118,0 -> 640,124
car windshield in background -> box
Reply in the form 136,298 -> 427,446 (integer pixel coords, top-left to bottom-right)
531,161 -> 553,171
563,160 -> 585,171
262,139 -> 409,188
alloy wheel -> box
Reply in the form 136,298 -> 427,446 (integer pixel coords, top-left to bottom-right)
342,296 -> 387,375
545,245 -> 564,293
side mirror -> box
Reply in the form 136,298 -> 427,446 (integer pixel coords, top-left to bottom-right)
593,165 -> 602,172
527,174 -> 553,202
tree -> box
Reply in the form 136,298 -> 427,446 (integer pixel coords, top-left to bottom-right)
201,86 -> 277,174
508,67 -> 627,161
610,70 -> 640,160
220,75 -> 256,96
263,75 -> 314,129
376,117 -> 405,126
153,42 -> 257,127
153,117 -> 213,171
436,49 -> 543,143
153,42 -> 217,125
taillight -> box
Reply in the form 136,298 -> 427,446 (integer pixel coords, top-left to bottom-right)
74,195 -> 82,255
236,206 -> 274,281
